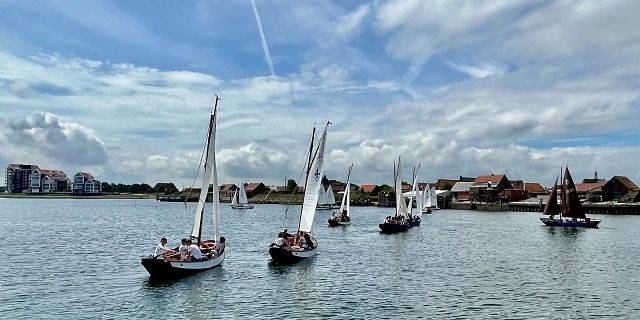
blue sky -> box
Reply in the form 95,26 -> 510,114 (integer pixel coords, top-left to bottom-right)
1,0 -> 639,186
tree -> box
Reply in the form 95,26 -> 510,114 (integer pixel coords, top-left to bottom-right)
153,183 -> 178,194
287,179 -> 297,192
101,182 -> 112,192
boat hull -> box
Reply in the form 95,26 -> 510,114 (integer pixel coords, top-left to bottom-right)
379,222 -> 410,234
316,205 -> 334,210
409,217 -> 421,227
268,246 -> 317,263
540,217 -> 600,228
328,218 -> 351,227
141,253 -> 225,279
422,209 -> 432,214
231,204 -> 254,209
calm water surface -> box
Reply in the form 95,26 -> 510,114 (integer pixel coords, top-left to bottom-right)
1,198 -> 639,319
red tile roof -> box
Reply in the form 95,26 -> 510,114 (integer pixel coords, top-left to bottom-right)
360,184 -> 377,193
575,180 -> 607,193
220,183 -> 236,191
472,174 -> 507,187
245,182 -> 264,192
609,176 -> 639,190
525,182 -> 547,194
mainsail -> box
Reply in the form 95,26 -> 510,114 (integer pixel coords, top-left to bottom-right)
423,182 -> 432,209
299,123 -> 329,233
562,167 -> 586,219
430,186 -> 438,209
543,178 -> 560,216
191,96 -> 221,242
409,164 -> 420,217
238,183 -> 249,204
339,165 -> 353,216
394,157 -> 409,218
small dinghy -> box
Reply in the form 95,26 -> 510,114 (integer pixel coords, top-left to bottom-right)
231,183 -> 254,209
379,157 -> 412,234
328,164 -> 353,227
269,122 -> 330,263
540,166 -> 601,228
141,95 -> 226,279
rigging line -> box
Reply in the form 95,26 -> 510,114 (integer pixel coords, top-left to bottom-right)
182,115 -> 210,218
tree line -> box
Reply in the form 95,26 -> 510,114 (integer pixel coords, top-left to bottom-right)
101,182 -> 178,194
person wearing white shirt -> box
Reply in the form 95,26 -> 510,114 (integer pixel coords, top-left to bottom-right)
154,238 -> 169,259
188,240 -> 204,261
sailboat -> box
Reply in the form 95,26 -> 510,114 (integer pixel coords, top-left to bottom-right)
421,183 -> 432,214
141,95 -> 225,279
408,164 -> 422,227
328,164 -> 353,227
269,122 -> 330,262
231,183 -> 254,209
429,186 -> 440,211
540,166 -> 601,228
379,157 -> 411,234
317,184 -> 336,210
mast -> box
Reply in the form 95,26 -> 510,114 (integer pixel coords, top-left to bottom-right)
191,94 -> 220,244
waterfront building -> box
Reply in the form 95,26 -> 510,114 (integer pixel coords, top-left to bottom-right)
359,184 -> 380,195
29,169 -> 71,193
470,173 -> 512,203
244,182 -> 267,197
73,172 -> 102,194
5,164 -> 40,193
219,183 -> 237,198
601,176 -> 639,201
451,181 -> 473,202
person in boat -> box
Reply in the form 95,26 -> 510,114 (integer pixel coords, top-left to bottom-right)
153,237 -> 170,259
215,236 -> 226,256
187,239 -> 206,262
341,209 -> 348,221
274,232 -> 289,249
303,233 -> 314,250
295,231 -> 306,248
164,238 -> 187,261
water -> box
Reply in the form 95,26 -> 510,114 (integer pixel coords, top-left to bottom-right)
0,198 -> 639,319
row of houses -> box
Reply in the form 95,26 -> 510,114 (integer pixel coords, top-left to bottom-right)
448,172 -> 639,203
5,164 -> 101,195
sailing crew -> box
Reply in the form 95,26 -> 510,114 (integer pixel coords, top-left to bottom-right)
274,232 -> 288,248
178,238 -> 188,259
296,231 -> 306,248
154,238 -> 170,259
215,237 -> 226,255
188,240 -> 205,261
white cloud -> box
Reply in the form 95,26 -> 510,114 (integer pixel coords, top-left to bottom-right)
446,61 -> 506,78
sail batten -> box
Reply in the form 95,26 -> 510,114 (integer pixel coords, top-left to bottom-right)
299,123 -> 329,233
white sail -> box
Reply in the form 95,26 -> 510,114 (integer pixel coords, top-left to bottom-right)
415,188 -> 423,217
299,123 -> 329,233
191,106 -> 220,241
430,186 -> 438,209
395,157 -> 408,217
231,189 -> 238,206
238,183 -> 249,204
317,186 -> 328,205
423,182 -> 432,209
339,165 -> 352,216
326,184 -> 336,205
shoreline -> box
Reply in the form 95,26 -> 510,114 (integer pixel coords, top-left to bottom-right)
0,193 -> 156,200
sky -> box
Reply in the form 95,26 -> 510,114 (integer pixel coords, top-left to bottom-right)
0,0 -> 639,187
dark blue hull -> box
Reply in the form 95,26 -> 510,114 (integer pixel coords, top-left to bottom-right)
379,222 -> 410,234
409,217 -> 421,227
540,217 -> 600,228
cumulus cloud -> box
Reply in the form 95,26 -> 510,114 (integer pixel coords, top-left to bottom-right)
0,112 -> 108,165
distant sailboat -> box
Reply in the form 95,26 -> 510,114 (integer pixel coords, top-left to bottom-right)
317,184 -> 336,210
429,186 -> 440,211
422,182 -> 432,214
141,95 -> 225,279
379,157 -> 411,234
269,122 -> 330,262
540,166 -> 601,228
231,183 -> 254,209
328,164 -> 353,227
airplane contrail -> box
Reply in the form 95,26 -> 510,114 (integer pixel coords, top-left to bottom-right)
251,0 -> 275,76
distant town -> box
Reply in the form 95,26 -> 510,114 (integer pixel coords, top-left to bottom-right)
3,163 -> 640,214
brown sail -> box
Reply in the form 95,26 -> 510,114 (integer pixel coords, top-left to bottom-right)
562,167 -> 586,219
543,178 -> 560,216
